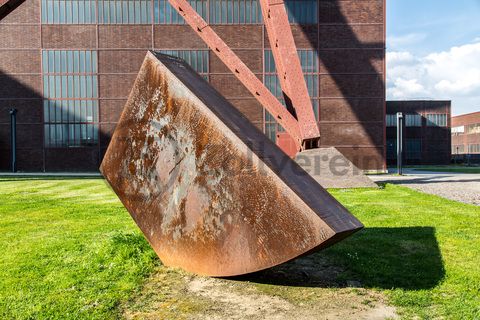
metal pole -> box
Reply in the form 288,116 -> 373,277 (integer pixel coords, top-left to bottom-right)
9,109 -> 17,173
397,112 -> 403,175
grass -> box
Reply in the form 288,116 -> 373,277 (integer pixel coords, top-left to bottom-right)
410,165 -> 480,174
1,178 -> 479,319
326,185 -> 480,319
0,178 -> 160,319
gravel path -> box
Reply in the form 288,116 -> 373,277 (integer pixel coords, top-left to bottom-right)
370,169 -> 480,206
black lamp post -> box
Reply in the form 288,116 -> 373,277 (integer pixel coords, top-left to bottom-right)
9,109 -> 17,173
397,112 -> 403,175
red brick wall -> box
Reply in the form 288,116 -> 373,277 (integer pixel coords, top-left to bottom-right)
452,112 -> 480,155
0,0 -> 386,172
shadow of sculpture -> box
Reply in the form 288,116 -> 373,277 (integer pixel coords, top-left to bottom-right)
233,227 -> 445,290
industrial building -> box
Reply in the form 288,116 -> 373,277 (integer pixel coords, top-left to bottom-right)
0,0 -> 386,172
386,100 -> 451,165
452,111 -> 480,164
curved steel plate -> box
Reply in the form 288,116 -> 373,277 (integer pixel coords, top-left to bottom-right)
100,52 -> 363,276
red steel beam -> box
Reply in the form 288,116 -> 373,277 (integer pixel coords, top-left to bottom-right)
168,0 -> 303,150
259,0 -> 320,142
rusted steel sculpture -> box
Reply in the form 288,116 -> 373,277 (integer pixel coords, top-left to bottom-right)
102,0 -> 367,276
101,53 -> 363,276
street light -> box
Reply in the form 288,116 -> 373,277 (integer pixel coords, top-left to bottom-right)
397,112 -> 403,175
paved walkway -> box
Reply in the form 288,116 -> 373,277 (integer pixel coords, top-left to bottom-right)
370,169 -> 480,206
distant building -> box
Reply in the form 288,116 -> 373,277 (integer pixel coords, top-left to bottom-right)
451,111 -> 480,164
386,101 -> 451,165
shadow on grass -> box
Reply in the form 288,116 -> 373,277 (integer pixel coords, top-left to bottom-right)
234,227 -> 444,290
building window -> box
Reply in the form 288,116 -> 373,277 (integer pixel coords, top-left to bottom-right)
41,0 -> 97,24
209,0 -> 261,24
155,0 -> 316,24
465,123 -> 480,134
285,0 -> 317,24
406,139 -> 421,160
468,144 -> 480,154
157,50 -> 209,78
452,125 -> 465,135
386,114 -> 397,127
155,0 -> 207,24
98,0 -> 152,24
40,0 -> 318,25
426,114 -> 447,127
405,114 -> 422,127
264,49 -> 318,142
42,50 -> 99,147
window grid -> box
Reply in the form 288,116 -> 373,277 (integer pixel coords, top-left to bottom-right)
452,125 -> 465,135
386,114 -> 397,127
263,49 -> 319,141
157,50 -> 209,79
98,0 -> 152,24
209,0 -> 262,24
468,144 -> 480,154
42,0 -> 97,24
405,114 -> 422,127
154,0 -> 207,24
465,123 -> 480,134
41,0 -> 318,24
426,114 -> 447,127
42,50 -> 99,148
285,0 -> 317,24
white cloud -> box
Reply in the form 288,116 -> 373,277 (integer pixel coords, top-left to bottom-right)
387,42 -> 480,114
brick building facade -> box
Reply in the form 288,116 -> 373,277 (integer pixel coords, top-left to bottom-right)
0,0 -> 386,172
452,111 -> 480,163
386,100 -> 451,165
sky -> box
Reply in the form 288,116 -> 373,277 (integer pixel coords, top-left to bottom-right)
386,0 -> 480,115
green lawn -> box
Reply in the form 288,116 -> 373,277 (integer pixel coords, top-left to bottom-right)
411,165 -> 480,174
0,177 -> 159,319
0,178 -> 479,319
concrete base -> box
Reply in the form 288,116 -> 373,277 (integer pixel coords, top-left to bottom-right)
295,147 -> 378,189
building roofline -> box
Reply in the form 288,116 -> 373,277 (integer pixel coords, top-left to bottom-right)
452,111 -> 480,119
386,100 -> 451,103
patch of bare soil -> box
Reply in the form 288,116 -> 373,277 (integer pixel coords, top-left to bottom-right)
122,256 -> 398,320
187,276 -> 397,320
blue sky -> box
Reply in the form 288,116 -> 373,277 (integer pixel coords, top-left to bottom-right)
386,0 -> 480,115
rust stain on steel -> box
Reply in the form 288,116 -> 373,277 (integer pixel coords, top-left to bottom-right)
100,52 -> 363,277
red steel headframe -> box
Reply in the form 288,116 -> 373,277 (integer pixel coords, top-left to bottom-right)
259,0 -> 319,142
167,0 -> 320,150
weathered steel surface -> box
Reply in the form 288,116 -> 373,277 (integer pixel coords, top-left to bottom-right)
100,52 -> 363,276
259,0 -> 320,141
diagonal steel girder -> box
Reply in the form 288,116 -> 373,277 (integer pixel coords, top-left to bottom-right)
259,0 -> 320,143
167,0 -> 320,150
